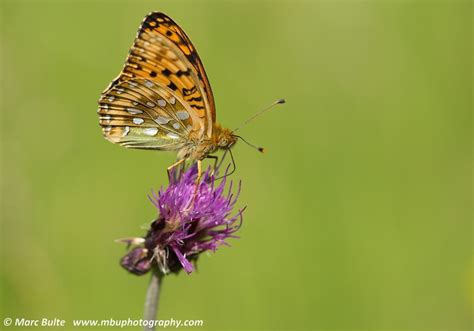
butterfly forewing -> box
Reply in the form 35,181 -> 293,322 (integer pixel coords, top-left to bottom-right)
98,78 -> 198,150
99,12 -> 216,150
138,13 -> 215,121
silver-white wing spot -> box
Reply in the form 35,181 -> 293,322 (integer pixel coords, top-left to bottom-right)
157,99 -> 166,107
144,128 -> 159,136
156,116 -> 171,125
133,118 -> 145,125
176,110 -> 190,120
127,108 -> 143,115
144,80 -> 154,88
123,126 -> 130,137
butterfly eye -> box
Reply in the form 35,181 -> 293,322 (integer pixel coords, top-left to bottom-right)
218,138 -> 228,147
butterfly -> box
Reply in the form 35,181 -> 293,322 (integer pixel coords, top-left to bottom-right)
98,12 -> 284,178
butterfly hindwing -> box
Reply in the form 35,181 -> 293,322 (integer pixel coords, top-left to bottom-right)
98,78 -> 199,150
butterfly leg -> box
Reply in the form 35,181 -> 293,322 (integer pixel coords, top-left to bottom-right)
167,159 -> 185,181
196,159 -> 202,184
191,160 -> 203,200
206,155 -> 219,176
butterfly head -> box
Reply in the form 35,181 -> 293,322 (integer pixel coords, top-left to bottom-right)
213,124 -> 238,150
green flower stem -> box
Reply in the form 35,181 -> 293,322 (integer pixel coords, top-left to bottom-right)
143,270 -> 162,331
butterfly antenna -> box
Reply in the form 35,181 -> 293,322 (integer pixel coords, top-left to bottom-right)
232,98 -> 285,133
235,135 -> 265,154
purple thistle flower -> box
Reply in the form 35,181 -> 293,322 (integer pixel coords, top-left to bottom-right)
120,165 -> 244,275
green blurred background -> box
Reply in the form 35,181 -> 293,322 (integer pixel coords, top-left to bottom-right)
1,0 -> 472,330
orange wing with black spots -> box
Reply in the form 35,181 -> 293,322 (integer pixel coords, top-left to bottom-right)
141,12 -> 216,123
99,12 -> 216,147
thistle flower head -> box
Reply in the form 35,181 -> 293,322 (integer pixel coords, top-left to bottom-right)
120,165 -> 244,275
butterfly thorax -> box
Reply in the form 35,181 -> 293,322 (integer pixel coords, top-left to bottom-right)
179,123 -> 236,161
